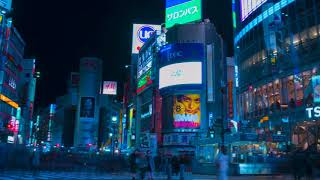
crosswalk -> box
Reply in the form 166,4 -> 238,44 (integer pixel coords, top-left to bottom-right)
0,171 -> 114,180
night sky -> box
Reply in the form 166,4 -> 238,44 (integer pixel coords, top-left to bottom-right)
12,0 -> 233,107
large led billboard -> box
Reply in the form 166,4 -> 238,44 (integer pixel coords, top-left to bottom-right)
80,97 -> 95,118
159,62 -> 202,89
241,0 -> 267,21
173,94 -> 201,128
165,0 -> 202,28
159,43 -> 205,67
132,24 -> 161,54
103,81 -> 117,95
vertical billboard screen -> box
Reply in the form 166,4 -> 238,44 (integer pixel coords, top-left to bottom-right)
132,24 -> 161,54
173,94 -> 200,128
165,0 -> 202,28
80,97 -> 95,118
312,76 -> 320,103
240,0 -> 267,21
103,81 -> 117,95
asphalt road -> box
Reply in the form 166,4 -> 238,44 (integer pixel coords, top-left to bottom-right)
0,171 -> 300,180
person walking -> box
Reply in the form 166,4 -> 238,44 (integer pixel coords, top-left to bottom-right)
216,146 -> 229,180
179,154 -> 186,180
291,148 -> 306,180
129,150 -> 138,180
165,154 -> 173,180
305,152 -> 314,180
136,151 -> 148,180
31,148 -> 40,176
146,150 -> 155,180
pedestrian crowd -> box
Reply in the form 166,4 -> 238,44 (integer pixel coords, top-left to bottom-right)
128,146 -> 229,180
291,147 -> 316,180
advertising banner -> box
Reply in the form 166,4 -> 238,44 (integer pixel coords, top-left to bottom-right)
159,62 -> 202,89
241,0 -> 267,21
228,81 -> 234,118
0,0 -> 12,11
163,133 -> 195,146
137,70 -> 153,93
159,43 -> 205,67
165,0 -> 202,28
132,24 -> 161,54
173,94 -> 201,128
80,97 -> 95,118
312,76 -> 320,103
102,81 -> 117,95
140,133 -> 150,149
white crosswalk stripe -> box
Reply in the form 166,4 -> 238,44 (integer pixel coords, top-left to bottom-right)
0,171 -> 114,180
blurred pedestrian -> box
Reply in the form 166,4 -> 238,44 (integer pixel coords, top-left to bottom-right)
306,153 -> 313,180
172,156 -> 179,175
129,150 -> 138,180
146,150 -> 155,180
136,151 -> 148,180
292,148 -> 306,180
31,148 -> 40,176
179,154 -> 187,180
216,146 -> 229,180
165,154 -> 173,180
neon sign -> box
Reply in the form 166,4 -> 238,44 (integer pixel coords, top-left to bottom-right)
306,106 -> 320,119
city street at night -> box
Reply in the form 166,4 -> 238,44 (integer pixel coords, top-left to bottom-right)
0,0 -> 320,179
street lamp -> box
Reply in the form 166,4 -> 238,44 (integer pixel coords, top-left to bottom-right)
112,116 -> 117,123
111,116 -> 117,156
124,65 -> 132,69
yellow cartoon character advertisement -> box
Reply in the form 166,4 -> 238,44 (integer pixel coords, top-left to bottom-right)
173,94 -> 201,128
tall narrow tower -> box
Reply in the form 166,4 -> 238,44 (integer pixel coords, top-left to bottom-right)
74,57 -> 102,147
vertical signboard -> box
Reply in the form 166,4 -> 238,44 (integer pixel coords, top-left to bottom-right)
173,94 -> 201,128
207,44 -> 214,102
312,76 -> 320,103
132,24 -> 161,54
228,81 -> 234,118
165,0 -> 202,28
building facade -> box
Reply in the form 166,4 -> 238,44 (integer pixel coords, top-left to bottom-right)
233,0 -> 320,171
74,57 -> 102,147
159,21 -> 226,164
135,31 -> 166,154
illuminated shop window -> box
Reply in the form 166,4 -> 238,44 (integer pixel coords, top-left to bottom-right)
262,85 -> 268,109
274,79 -> 281,105
294,74 -> 304,105
197,144 -> 219,163
267,83 -> 274,108
287,76 -> 295,104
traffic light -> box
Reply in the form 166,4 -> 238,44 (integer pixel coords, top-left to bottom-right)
34,71 -> 40,78
6,123 -> 13,131
207,128 -> 215,138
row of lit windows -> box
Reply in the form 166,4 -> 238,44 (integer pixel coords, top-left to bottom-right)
239,23 -> 320,76
240,68 -> 318,115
